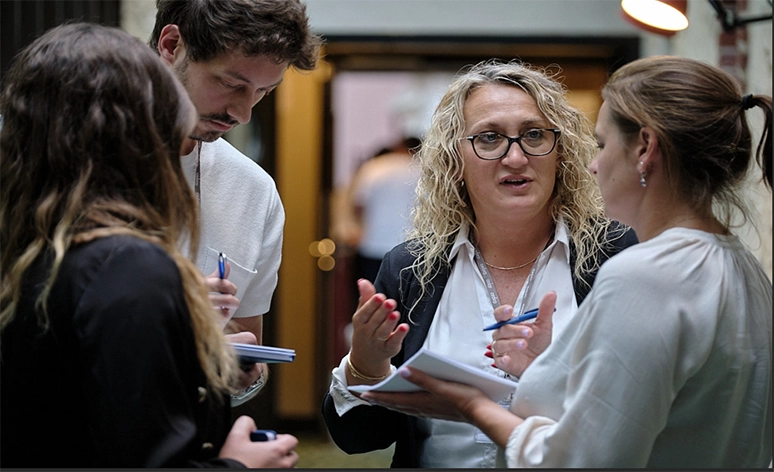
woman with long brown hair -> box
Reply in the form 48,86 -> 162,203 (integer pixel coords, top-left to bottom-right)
0,23 -> 297,468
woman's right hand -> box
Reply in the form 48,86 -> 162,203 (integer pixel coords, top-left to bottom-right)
219,415 -> 299,468
347,279 -> 409,385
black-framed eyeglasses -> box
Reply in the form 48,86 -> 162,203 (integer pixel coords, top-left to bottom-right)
463,129 -> 561,160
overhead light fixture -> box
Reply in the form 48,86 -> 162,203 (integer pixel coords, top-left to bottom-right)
622,0 -> 772,36
621,0 -> 689,36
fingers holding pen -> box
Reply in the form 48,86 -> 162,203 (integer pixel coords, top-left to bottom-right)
490,291 -> 557,377
204,261 -> 240,318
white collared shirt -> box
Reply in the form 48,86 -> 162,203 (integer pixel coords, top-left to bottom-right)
329,219 -> 578,468
420,221 -> 576,468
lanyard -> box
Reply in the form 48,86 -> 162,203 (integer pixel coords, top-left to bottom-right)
194,140 -> 202,205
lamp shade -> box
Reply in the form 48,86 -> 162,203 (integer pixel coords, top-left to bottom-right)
621,0 -> 689,36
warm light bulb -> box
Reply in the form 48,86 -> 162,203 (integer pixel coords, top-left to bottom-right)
622,0 -> 689,32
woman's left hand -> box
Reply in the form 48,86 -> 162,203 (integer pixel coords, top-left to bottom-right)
488,291 -> 556,378
360,367 -> 488,423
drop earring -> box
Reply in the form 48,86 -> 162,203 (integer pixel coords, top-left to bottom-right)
638,161 -> 647,188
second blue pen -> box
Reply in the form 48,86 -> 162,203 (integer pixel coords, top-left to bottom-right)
218,252 -> 226,279
482,307 -> 554,331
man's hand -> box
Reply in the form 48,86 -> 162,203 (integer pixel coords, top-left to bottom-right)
225,331 -> 266,390
204,260 -> 240,321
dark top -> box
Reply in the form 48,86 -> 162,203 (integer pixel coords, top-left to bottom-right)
322,221 -> 638,468
0,235 -> 244,468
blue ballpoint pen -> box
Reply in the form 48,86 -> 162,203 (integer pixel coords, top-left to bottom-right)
218,252 -> 226,279
482,307 -> 555,331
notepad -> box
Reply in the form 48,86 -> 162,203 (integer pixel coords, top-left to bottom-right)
231,343 -> 296,363
348,348 -> 517,402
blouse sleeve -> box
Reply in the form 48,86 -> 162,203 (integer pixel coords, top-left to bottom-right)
505,255 -> 687,468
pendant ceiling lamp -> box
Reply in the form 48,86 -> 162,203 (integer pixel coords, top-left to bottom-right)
621,0 -> 689,36
622,0 -> 772,36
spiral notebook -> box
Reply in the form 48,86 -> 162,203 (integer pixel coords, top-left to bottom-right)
231,343 -> 296,363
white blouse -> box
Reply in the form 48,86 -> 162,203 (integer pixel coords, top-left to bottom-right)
329,219 -> 579,468
506,228 -> 772,468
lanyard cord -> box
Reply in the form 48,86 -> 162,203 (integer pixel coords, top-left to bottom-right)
194,140 -> 202,205
472,226 -> 555,315
473,246 -> 537,317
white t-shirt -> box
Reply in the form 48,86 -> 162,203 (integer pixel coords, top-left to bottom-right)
180,138 -> 285,320
507,228 -> 772,468
351,152 -> 419,259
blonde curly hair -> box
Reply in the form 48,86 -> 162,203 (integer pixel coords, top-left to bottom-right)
406,59 -> 613,318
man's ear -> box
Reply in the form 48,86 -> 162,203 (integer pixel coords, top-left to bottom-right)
157,24 -> 183,66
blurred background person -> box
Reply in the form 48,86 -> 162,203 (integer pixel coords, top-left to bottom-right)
0,23 -> 297,468
337,136 -> 421,349
348,136 -> 421,283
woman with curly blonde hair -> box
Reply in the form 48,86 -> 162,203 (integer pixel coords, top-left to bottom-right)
0,23 -> 297,468
323,59 -> 636,467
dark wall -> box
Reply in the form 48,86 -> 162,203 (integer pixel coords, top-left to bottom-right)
1,1 -> 120,82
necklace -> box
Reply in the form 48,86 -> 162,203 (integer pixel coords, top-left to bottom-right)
484,256 -> 538,271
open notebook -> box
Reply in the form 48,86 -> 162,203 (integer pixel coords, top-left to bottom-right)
348,348 -> 516,402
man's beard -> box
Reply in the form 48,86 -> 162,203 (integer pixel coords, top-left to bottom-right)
175,58 -> 235,142
190,124 -> 224,143
190,113 -> 238,142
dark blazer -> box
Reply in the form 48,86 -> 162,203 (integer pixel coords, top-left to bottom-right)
322,221 -> 638,468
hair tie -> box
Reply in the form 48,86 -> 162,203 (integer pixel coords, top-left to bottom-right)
740,94 -> 755,110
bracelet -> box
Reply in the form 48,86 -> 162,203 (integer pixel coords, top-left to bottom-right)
231,367 -> 266,406
347,355 -> 390,382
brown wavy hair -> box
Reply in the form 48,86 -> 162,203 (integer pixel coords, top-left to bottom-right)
149,0 -> 323,71
602,55 -> 772,229
0,23 -> 237,398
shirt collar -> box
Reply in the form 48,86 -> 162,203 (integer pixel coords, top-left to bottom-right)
448,224 -> 473,264
447,217 -> 572,264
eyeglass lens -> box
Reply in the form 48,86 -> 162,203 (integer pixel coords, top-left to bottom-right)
472,129 -> 557,158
